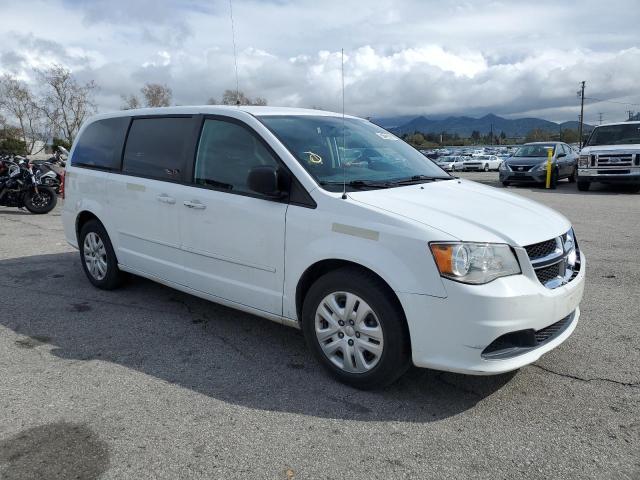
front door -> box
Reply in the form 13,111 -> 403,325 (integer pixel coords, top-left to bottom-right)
179,117 -> 287,315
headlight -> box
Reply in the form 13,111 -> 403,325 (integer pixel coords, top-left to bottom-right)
499,162 -> 508,171
430,242 -> 521,284
532,161 -> 552,171
578,155 -> 589,167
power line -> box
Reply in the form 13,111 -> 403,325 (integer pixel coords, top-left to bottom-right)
583,97 -> 640,107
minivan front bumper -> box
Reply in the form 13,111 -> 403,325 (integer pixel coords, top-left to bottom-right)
398,250 -> 585,375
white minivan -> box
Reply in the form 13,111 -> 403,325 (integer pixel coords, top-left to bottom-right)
62,106 -> 585,388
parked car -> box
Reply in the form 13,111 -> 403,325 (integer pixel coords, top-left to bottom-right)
462,155 -> 502,171
435,155 -> 466,172
577,121 -> 640,192
63,106 -> 585,389
499,142 -> 578,188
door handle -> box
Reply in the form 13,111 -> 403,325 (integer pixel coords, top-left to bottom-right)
157,194 -> 176,204
183,200 -> 206,210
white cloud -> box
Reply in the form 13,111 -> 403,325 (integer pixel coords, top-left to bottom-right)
0,0 -> 638,122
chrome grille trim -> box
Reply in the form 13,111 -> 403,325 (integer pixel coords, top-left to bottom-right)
524,229 -> 580,289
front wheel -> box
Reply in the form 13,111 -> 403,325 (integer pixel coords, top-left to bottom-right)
24,187 -> 57,214
568,166 -> 577,183
502,181 -> 510,187
549,169 -> 558,189
577,180 -> 590,191
302,267 -> 410,389
483,164 -> 489,172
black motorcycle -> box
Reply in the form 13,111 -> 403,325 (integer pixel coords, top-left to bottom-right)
0,157 -> 57,214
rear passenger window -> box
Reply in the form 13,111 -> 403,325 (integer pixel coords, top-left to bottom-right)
123,117 -> 194,180
72,117 -> 129,170
194,119 -> 279,194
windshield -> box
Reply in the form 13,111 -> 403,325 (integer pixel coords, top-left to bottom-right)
513,144 -> 555,157
587,124 -> 640,146
258,115 -> 450,190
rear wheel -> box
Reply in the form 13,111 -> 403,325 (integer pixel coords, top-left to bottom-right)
577,180 -> 590,191
24,187 -> 56,214
302,267 -> 410,389
79,220 -> 126,290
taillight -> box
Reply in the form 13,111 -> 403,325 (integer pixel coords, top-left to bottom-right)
61,171 -> 66,198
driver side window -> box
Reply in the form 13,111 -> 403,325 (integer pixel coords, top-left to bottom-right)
194,119 -> 279,194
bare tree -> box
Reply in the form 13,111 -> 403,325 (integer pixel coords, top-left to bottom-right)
206,97 -> 217,105
220,89 -> 267,106
121,93 -> 141,110
0,74 -> 49,154
141,83 -> 172,107
37,64 -> 97,146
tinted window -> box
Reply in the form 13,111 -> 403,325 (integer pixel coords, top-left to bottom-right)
194,119 -> 279,194
123,117 -> 194,180
72,117 -> 129,170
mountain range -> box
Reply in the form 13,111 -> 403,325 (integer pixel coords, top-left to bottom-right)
372,113 -> 593,138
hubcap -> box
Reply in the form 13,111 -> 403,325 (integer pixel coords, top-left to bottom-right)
314,291 -> 384,374
83,232 -> 108,280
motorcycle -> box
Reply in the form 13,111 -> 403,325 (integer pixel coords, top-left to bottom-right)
0,157 -> 57,214
31,147 -> 67,194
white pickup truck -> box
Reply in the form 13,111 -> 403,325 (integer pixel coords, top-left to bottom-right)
578,121 -> 640,192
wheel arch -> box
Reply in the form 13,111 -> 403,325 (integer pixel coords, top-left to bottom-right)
75,210 -> 103,243
295,259 -> 409,332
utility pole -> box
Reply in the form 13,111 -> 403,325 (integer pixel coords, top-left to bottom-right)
627,110 -> 634,121
577,81 -> 586,148
598,112 -> 603,125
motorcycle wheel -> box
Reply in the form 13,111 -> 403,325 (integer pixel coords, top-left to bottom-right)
24,187 -> 57,214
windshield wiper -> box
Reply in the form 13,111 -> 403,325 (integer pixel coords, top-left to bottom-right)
320,179 -> 393,189
390,175 -> 453,185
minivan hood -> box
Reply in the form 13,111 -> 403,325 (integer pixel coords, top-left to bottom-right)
349,179 -> 570,246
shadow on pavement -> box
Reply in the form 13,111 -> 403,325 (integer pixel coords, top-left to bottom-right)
0,252 -> 516,423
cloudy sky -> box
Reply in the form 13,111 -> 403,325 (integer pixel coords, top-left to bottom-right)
1,0 -> 639,123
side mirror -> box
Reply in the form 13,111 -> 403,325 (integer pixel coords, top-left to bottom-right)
557,152 -> 566,158
247,165 -> 285,198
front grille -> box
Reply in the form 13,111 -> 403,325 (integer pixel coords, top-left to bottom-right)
525,239 -> 558,260
596,154 -> 633,167
523,229 -> 580,289
534,315 -> 573,343
535,262 -> 562,284
481,312 -> 575,359
510,165 -> 533,172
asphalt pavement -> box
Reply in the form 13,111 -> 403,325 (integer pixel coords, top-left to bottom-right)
0,173 -> 638,479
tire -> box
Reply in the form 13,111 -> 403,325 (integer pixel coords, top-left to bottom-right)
577,180 -> 590,191
79,219 -> 126,290
451,165 -> 456,172
549,169 -> 558,189
23,187 -> 57,214
483,164 -> 489,172
568,166 -> 577,183
502,181 -> 510,187
301,267 -> 410,389
628,184 -> 640,193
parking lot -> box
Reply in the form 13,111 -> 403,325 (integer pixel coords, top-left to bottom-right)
0,172 -> 638,479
